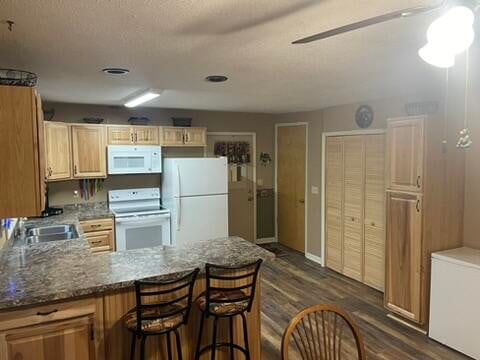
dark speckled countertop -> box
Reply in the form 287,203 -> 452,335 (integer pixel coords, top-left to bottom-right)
0,203 -> 274,311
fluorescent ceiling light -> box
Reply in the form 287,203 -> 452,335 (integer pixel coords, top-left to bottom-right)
419,43 -> 455,68
124,90 -> 161,108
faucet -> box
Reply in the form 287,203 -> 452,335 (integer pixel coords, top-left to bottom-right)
16,217 -> 27,239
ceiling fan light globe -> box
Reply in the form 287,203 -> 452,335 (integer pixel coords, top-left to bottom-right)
418,43 -> 455,68
426,6 -> 475,54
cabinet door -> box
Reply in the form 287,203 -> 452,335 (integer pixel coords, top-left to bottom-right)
387,118 -> 424,192
184,127 -> 206,146
161,127 -> 185,146
71,125 -> 106,178
107,126 -> 133,145
0,86 -> 45,218
134,127 -> 159,145
5,317 -> 95,360
44,122 -> 71,181
385,191 -> 423,323
325,137 -> 344,273
364,134 -> 385,291
342,136 -> 364,281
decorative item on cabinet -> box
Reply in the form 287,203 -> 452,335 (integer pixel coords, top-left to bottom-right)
172,117 -> 192,127
0,69 -> 38,87
127,116 -> 150,126
83,117 -> 104,124
355,105 -> 374,128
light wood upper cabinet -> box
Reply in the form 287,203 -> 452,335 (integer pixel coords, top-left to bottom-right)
71,125 -> 107,178
387,117 -> 424,192
0,86 -> 45,218
184,127 -> 207,146
44,122 -> 71,181
385,191 -> 423,323
160,127 -> 207,147
134,126 -> 158,145
107,126 -> 158,145
107,126 -> 133,145
161,127 -> 187,146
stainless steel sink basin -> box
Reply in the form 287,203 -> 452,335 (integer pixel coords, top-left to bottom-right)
14,224 -> 79,247
26,225 -> 76,236
24,231 -> 78,245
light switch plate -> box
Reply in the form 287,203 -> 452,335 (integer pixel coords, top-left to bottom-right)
257,178 -> 264,186
311,186 -> 319,195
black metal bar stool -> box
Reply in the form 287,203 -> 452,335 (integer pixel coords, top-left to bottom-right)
194,259 -> 263,360
124,268 -> 200,360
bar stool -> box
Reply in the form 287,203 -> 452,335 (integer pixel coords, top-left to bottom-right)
194,259 -> 263,360
124,268 -> 200,360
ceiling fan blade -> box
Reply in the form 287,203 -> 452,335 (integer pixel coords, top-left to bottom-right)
292,1 -> 446,44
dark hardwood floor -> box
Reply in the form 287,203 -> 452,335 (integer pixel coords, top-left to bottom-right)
260,243 -> 470,360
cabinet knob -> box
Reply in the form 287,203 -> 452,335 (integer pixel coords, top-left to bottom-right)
351,217 -> 355,221
371,222 -> 375,227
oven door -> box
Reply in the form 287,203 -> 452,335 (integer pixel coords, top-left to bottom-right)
115,213 -> 171,251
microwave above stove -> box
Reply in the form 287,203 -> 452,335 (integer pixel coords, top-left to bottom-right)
108,145 -> 162,175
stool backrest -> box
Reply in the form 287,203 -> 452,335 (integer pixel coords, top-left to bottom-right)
205,259 -> 262,315
134,268 -> 200,333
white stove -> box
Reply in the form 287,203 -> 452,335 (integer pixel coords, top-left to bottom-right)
109,188 -> 171,251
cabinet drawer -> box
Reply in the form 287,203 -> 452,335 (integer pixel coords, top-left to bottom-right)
84,230 -> 114,253
80,218 -> 113,233
0,298 -> 96,332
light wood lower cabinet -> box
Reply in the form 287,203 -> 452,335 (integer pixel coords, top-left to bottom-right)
80,218 -> 115,253
71,125 -> 107,178
44,122 -> 71,181
385,191 -> 423,323
0,298 -> 103,360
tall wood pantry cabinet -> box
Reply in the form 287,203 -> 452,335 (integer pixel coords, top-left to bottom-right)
325,133 -> 386,291
385,115 -> 465,328
0,85 -> 46,218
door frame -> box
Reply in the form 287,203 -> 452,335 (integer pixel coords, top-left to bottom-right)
321,129 -> 386,266
205,132 -> 257,243
274,122 -> 309,254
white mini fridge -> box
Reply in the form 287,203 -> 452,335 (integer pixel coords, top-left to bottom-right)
429,247 -> 480,359
162,157 -> 228,245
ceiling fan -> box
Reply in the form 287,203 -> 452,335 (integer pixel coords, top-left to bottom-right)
292,1 -> 447,44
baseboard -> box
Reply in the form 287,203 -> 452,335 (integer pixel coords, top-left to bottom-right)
386,314 -> 427,335
305,252 -> 323,265
255,237 -> 277,245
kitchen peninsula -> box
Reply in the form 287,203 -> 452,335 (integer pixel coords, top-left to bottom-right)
0,212 -> 274,359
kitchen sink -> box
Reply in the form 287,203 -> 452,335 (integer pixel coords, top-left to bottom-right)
26,224 -> 76,236
14,224 -> 78,247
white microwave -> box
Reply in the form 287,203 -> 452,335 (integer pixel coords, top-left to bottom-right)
107,145 -> 162,175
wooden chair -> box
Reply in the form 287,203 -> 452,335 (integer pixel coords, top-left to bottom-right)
281,304 -> 366,360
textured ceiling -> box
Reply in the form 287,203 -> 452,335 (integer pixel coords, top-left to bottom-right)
0,0 -> 445,113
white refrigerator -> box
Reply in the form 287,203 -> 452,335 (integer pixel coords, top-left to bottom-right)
162,157 -> 228,245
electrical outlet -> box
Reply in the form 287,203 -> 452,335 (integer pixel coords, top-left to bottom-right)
311,186 -> 319,195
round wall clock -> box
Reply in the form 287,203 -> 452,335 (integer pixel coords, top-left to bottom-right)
355,105 -> 374,128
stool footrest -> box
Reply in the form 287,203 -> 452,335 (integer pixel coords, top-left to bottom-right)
198,342 -> 248,355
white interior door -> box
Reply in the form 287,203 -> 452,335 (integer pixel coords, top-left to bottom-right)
206,134 -> 256,242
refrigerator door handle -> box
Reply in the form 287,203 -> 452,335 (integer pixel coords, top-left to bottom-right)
177,164 -> 181,230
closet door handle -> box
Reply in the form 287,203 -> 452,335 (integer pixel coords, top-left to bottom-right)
416,199 -> 420,212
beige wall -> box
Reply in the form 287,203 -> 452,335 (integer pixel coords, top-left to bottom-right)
44,102 -> 277,206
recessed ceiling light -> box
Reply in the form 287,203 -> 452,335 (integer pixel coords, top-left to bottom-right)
205,75 -> 228,83
102,68 -> 130,75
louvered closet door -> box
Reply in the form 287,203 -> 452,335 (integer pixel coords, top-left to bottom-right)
364,134 -> 386,291
325,137 -> 343,273
343,136 -> 365,281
